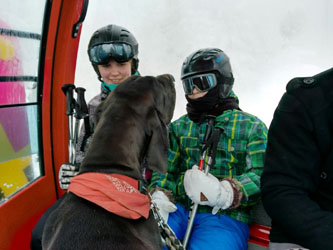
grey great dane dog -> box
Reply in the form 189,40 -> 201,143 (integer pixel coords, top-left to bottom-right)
42,74 -> 176,250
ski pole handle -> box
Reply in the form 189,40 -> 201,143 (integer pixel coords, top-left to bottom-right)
75,87 -> 91,138
75,87 -> 88,119
61,84 -> 76,116
206,127 -> 224,169
203,115 -> 216,142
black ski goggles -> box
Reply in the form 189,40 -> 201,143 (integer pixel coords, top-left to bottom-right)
182,73 -> 218,95
89,42 -> 134,65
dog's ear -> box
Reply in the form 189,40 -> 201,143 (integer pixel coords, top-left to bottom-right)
154,74 -> 176,125
145,74 -> 176,173
145,108 -> 169,174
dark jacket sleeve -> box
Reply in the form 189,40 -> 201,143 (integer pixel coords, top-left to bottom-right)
261,92 -> 333,250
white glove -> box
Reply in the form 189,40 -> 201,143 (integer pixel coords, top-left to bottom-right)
58,163 -> 79,190
184,165 -> 234,214
151,190 -> 177,222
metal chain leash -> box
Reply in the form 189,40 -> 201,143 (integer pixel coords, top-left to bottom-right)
149,194 -> 185,250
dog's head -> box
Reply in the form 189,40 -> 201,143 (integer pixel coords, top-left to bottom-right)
80,74 -> 176,178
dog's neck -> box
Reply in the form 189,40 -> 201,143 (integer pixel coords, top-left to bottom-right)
79,116 -> 148,181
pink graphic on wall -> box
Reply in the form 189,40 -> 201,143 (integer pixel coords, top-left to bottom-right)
0,19 -> 29,159
0,19 -> 26,105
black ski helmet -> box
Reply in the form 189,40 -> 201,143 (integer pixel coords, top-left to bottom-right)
88,24 -> 139,81
181,48 -> 234,99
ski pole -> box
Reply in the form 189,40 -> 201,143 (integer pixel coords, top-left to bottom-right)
72,87 -> 89,163
204,127 -> 224,174
183,116 -> 217,248
183,126 -> 223,248
198,115 -> 216,170
62,83 -> 76,164
75,87 -> 91,137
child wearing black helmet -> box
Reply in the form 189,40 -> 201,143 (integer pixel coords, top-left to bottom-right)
150,48 -> 268,250
31,24 -> 140,250
59,24 -> 140,189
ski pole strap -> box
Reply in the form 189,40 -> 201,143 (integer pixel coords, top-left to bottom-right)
84,117 -> 92,136
206,127 -> 224,168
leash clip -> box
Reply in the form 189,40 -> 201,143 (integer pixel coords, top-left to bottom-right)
138,180 -> 148,194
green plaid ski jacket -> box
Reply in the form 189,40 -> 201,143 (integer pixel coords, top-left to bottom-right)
150,105 -> 268,224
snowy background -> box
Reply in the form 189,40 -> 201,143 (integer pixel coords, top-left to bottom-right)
74,0 -> 333,127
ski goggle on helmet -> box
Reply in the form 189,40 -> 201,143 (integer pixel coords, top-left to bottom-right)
89,42 -> 134,65
182,73 -> 218,95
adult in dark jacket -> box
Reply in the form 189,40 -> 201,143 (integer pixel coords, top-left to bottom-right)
261,68 -> 333,250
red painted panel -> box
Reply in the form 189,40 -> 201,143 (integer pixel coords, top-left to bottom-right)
51,0 -> 85,197
0,0 -> 85,249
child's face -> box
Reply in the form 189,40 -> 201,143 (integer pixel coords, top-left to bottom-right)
187,87 -> 208,99
97,59 -> 132,84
